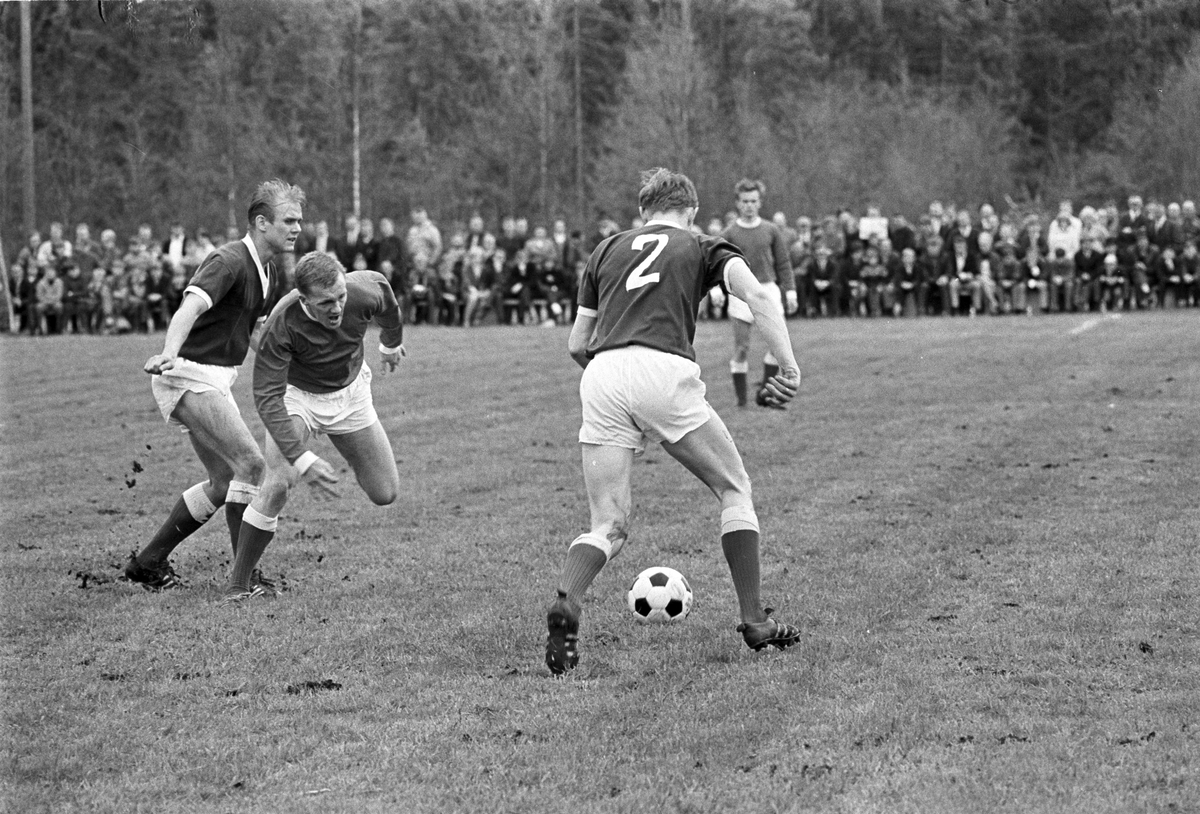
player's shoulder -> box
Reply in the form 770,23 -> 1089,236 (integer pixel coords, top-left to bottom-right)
346,268 -> 388,290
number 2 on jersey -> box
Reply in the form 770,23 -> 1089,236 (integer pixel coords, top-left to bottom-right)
625,234 -> 669,291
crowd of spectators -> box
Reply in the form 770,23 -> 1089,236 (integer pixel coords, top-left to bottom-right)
6,193 -> 1198,337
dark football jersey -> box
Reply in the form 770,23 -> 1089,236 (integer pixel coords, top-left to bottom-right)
179,237 -> 281,366
254,270 -> 403,463
721,220 -> 794,290
577,221 -> 744,362
253,272 -> 403,465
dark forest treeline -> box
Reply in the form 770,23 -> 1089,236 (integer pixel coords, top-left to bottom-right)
2,0 -> 1198,244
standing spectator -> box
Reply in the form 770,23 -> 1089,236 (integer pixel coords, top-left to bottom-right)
498,216 -> 525,260
1180,201 -> 1199,247
36,264 -> 65,334
60,262 -> 90,333
464,213 -> 492,252
407,208 -> 443,272
524,225 -> 557,268
15,261 -> 40,334
1018,216 -> 1049,258
1079,206 -> 1108,248
311,220 -> 335,258
888,213 -> 916,254
292,221 -> 316,257
1074,238 -> 1103,312
334,213 -> 361,270
943,208 -> 980,258
1155,202 -> 1185,254
36,221 -> 72,269
93,229 -> 118,272
125,266 -> 152,332
978,203 -> 1001,245
1117,195 -> 1147,249
772,212 -> 798,249
1046,201 -> 1083,260
552,218 -> 584,314
720,178 -> 797,407
162,223 -> 191,279
73,223 -> 100,277
12,230 -> 41,284
355,218 -> 380,272
1145,201 -> 1170,250
376,217 -> 410,306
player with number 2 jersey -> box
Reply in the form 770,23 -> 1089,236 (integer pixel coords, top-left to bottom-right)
544,167 -> 803,676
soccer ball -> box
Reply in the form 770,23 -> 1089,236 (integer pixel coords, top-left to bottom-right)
627,566 -> 693,623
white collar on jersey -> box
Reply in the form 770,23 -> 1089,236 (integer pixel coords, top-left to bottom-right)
241,234 -> 270,298
644,219 -> 690,231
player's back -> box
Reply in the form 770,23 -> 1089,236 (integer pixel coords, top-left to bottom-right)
579,221 -> 740,362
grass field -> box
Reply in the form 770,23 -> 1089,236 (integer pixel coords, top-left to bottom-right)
2,311 -> 1198,813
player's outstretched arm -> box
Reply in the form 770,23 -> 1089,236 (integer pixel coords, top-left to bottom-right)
725,257 -> 800,403
145,291 -> 209,374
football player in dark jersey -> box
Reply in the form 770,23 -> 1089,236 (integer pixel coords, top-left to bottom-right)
126,180 -> 304,592
545,168 -> 802,675
221,252 -> 405,604
721,179 -> 798,407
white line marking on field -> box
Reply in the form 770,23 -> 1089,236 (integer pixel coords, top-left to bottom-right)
1069,313 -> 1122,336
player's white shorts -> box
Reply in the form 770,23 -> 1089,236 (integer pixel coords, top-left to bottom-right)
579,346 -> 711,452
151,358 -> 238,431
284,363 -> 378,437
727,281 -> 783,324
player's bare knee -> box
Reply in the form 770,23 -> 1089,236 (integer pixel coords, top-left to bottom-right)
234,451 -> 266,485
259,476 -> 290,510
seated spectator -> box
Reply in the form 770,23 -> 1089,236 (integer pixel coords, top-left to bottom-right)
939,232 -> 980,316
534,254 -> 571,326
889,247 -> 925,317
1122,229 -> 1158,309
1098,250 -> 1125,312
125,266 -> 151,332
1074,239 -> 1103,312
1047,247 -> 1075,313
461,246 -> 496,326
84,266 -> 113,334
407,258 -> 437,325
144,262 -> 173,329
974,232 -> 1000,315
858,244 -> 888,317
1022,245 -> 1048,315
807,242 -> 839,318
1179,240 -> 1198,306
501,249 -> 537,325
841,241 -> 866,316
35,264 -> 65,334
1156,247 -> 1185,308
995,242 -> 1023,315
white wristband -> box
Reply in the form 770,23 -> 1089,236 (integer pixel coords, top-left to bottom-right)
379,343 -> 401,355
294,451 -> 318,475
